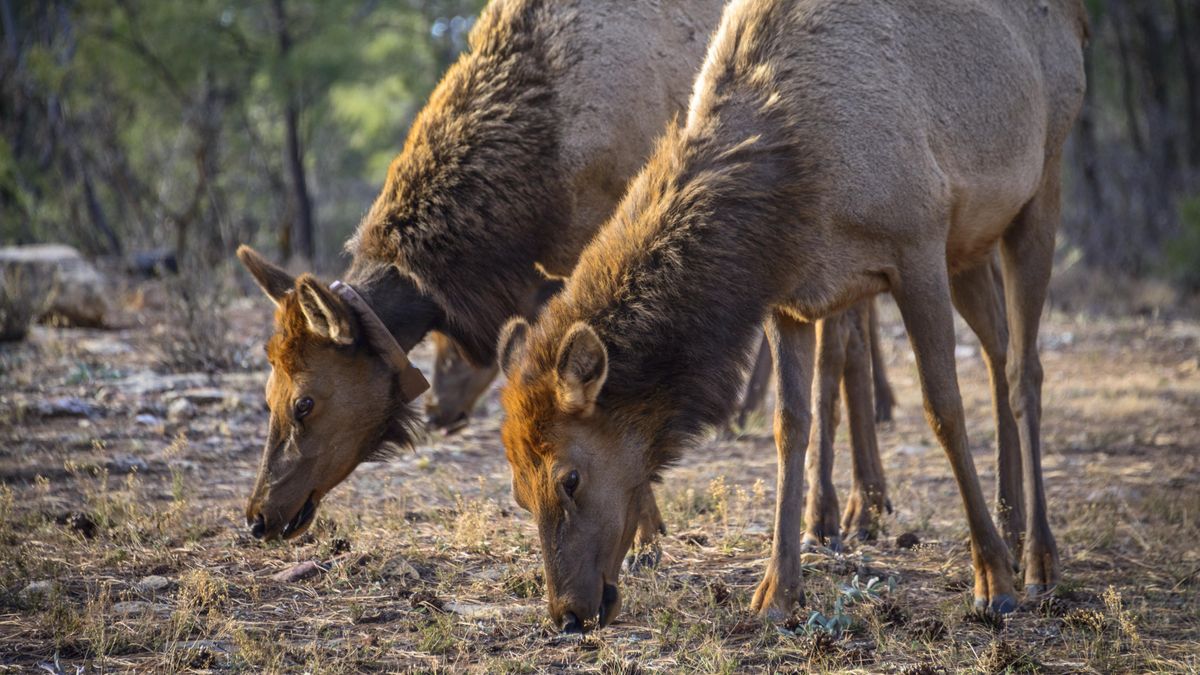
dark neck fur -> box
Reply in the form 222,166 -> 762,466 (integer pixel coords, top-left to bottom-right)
349,0 -> 565,366
546,117 -> 816,465
346,263 -> 442,353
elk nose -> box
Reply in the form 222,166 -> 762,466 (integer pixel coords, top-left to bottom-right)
249,514 -> 266,539
560,612 -> 583,634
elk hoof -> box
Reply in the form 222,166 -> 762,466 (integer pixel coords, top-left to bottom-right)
974,593 -> 1017,615
800,533 -> 842,553
625,545 -> 661,571
560,612 -> 584,634
1024,583 -> 1056,599
751,573 -> 805,621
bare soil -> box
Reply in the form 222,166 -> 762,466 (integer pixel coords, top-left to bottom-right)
1,277 -> 1198,673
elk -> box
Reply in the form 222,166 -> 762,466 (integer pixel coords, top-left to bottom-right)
238,0 -> 726,542
425,279 -> 562,435
498,0 -> 1087,631
433,294 -> 899,547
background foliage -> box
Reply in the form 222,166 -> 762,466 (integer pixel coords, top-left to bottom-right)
1,0 -> 1198,288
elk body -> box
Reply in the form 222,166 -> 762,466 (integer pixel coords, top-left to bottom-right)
499,0 -> 1087,630
238,0 -> 725,541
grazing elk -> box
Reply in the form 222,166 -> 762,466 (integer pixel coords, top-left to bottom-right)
432,293 -> 898,547
425,280 -> 563,435
238,0 -> 726,541
498,0 -> 1086,630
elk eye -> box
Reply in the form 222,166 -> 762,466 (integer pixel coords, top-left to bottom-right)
562,470 -> 580,498
294,397 -> 314,419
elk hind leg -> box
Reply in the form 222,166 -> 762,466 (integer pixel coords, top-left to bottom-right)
840,301 -> 892,542
801,314 -> 848,552
894,256 -> 1016,614
1000,174 -> 1062,598
950,258 -> 1024,559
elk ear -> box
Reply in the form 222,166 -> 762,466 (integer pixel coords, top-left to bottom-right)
295,275 -> 354,345
555,322 -> 607,416
237,245 -> 294,304
497,318 -> 530,380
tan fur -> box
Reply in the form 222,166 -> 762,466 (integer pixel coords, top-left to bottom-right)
501,0 -> 1086,627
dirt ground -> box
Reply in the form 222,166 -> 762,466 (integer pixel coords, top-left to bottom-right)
1,276 -> 1198,673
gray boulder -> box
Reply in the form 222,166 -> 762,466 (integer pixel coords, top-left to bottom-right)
0,244 -> 110,330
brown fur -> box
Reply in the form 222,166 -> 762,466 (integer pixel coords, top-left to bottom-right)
239,0 -> 724,541
501,0 -> 1086,628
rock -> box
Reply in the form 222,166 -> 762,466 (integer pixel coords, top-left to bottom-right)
34,397 -> 100,419
135,413 -> 161,426
136,575 -> 171,593
896,532 -> 921,550
112,600 -> 169,616
108,455 -> 149,474
167,398 -> 196,423
0,260 -> 55,341
445,601 -> 504,619
0,244 -> 110,328
383,557 -> 421,581
272,560 -> 324,583
178,388 -> 229,406
20,580 -> 55,602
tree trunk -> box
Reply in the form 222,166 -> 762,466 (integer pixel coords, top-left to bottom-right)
272,0 -> 315,264
1110,2 -> 1145,157
1073,44 -> 1107,266
1134,5 -> 1177,185
1177,0 -> 1200,169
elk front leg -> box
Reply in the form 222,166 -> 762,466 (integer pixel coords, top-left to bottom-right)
627,484 -> 666,570
895,258 -> 1016,614
1000,173 -> 1062,598
841,302 -> 891,542
751,309 -> 816,620
802,314 -> 847,552
950,257 -> 1024,558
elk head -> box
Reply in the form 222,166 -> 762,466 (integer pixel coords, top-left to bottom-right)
237,245 -> 427,541
498,318 -> 652,632
425,332 -> 498,434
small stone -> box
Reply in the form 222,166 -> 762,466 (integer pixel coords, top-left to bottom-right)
179,388 -> 228,405
896,532 -> 921,550
112,600 -> 169,616
20,580 -> 54,601
383,558 -> 421,581
272,560 -> 323,583
36,397 -> 99,419
167,398 -> 196,423
136,575 -> 171,593
109,455 -> 148,474
445,601 -> 507,619
135,413 -> 161,426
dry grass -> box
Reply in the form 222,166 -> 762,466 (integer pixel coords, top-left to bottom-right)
0,281 -> 1198,672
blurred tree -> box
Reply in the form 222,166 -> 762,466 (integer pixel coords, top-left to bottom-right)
0,0 -> 1195,292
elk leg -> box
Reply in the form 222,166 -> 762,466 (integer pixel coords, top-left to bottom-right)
950,258 -> 1024,559
751,309 -> 816,620
627,484 -> 666,570
733,334 -> 772,432
841,301 -> 891,542
867,298 -> 896,423
1000,173 -> 1061,598
894,258 -> 1016,614
801,313 -> 847,552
